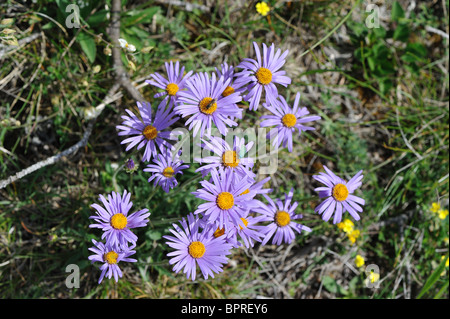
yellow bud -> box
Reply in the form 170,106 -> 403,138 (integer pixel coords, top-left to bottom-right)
141,46 -> 154,53
92,65 -> 101,74
103,46 -> 112,56
128,60 -> 136,71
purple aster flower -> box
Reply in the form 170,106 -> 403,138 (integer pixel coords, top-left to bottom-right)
89,190 -> 150,248
143,148 -> 190,193
234,42 -> 291,111
253,188 -> 312,245
192,167 -> 255,230
214,62 -> 247,120
145,60 -> 193,106
164,213 -> 233,281
260,92 -> 321,152
175,72 -> 243,137
225,211 -> 265,249
88,239 -> 137,284
195,135 -> 255,181
116,99 -> 179,162
199,216 -> 236,247
238,176 -> 272,212
313,166 -> 365,224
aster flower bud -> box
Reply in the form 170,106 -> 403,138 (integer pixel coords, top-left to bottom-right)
124,158 -> 138,174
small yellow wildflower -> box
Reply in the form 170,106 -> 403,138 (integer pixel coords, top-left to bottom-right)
348,229 -> 360,245
256,2 -> 270,16
431,202 -> 441,213
368,271 -> 380,283
442,255 -> 449,267
337,218 -> 354,234
440,255 -> 449,276
355,255 -> 365,268
438,209 -> 449,220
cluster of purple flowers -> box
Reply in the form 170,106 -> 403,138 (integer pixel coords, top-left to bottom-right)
88,42 -> 365,283
88,189 -> 150,283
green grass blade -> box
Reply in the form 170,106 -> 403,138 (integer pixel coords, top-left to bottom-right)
417,254 -> 448,299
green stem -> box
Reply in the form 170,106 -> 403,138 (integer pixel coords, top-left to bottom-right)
144,187 -> 159,206
170,174 -> 203,197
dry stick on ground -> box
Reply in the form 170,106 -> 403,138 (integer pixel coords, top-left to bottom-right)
108,0 -> 145,102
0,2 -> 145,190
0,83 -> 121,190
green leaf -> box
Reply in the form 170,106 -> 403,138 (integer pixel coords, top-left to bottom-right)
367,56 -> 377,71
417,254 -> 449,299
377,60 -> 395,75
321,276 -> 349,295
393,23 -> 410,42
87,9 -> 109,27
373,26 -> 386,39
77,32 -> 96,63
405,42 -> 427,58
147,230 -> 162,241
391,1 -> 405,21
378,78 -> 393,95
372,42 -> 389,59
401,53 -> 419,63
122,7 -> 161,27
434,280 -> 449,299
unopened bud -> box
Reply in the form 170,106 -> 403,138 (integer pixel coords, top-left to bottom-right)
128,60 -> 136,71
141,46 -> 154,53
103,46 -> 112,56
92,65 -> 101,74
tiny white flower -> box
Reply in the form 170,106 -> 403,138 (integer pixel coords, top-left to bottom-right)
118,38 -> 128,48
118,38 -> 136,52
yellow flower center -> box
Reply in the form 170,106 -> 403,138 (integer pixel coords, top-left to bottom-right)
188,241 -> 206,259
240,189 -> 250,196
255,67 -> 272,85
275,210 -> 290,227
143,125 -> 158,140
104,251 -> 119,265
239,217 -> 249,230
332,183 -> 349,202
216,192 -> 235,210
282,113 -> 297,128
199,97 -> 217,115
162,166 -> 175,178
222,86 -> 235,97
222,150 -> 240,168
166,83 -> 179,96
213,227 -> 225,238
110,213 -> 128,230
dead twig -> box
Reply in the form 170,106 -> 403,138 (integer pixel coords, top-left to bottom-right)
0,1 -> 147,190
0,83 -> 121,190
107,0 -> 145,102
